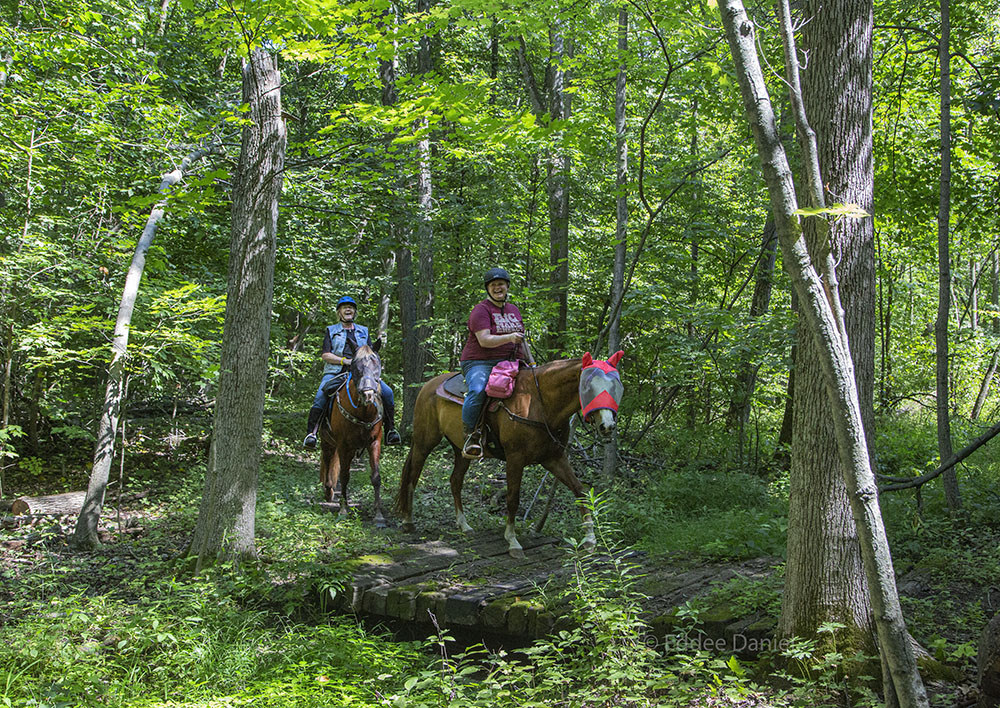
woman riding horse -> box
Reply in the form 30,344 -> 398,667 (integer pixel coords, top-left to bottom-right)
459,267 -> 536,459
396,350 -> 624,557
318,343 -> 389,528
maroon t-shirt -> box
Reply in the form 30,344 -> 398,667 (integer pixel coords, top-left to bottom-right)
459,299 -> 525,361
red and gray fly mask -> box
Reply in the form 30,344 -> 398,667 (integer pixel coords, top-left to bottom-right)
579,350 -> 624,439
350,345 -> 383,408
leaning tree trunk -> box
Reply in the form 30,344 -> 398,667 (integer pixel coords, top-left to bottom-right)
719,1 -> 928,705
188,48 -> 285,572
72,145 -> 216,550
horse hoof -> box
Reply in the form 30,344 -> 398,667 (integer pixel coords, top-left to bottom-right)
375,517 -> 388,530
460,524 -> 474,534
401,522 -> 416,533
508,547 -> 525,559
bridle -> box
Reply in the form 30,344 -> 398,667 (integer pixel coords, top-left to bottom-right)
335,359 -> 383,432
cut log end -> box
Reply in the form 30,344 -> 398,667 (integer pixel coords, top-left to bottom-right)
10,491 -> 88,516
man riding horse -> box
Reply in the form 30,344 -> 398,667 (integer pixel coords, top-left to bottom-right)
303,296 -> 401,449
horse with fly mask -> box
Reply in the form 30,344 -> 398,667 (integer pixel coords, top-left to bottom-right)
395,351 -> 624,557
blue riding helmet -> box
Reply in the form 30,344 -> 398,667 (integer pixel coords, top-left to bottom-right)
483,267 -> 510,289
336,296 -> 358,309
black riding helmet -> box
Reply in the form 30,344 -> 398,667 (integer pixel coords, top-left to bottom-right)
483,267 -> 510,289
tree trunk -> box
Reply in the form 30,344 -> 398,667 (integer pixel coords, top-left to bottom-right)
188,48 -> 285,572
727,217 -> 778,452
937,0 -> 961,511
603,6 -> 628,481
719,1 -> 928,705
72,145 -> 216,550
547,24 -> 570,353
780,0 -> 879,657
408,0 -> 435,433
518,31 -> 570,355
973,254 -> 1000,421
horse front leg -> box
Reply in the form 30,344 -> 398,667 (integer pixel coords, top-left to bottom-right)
449,450 -> 473,533
542,455 -> 596,550
503,461 -> 526,558
367,437 -> 386,529
336,448 -> 355,518
320,445 -> 336,503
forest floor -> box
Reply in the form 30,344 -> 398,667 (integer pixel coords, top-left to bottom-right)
0,429 -> 993,707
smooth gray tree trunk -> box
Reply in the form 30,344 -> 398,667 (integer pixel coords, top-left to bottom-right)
72,146 -> 216,550
188,48 -> 285,572
719,1 -> 928,705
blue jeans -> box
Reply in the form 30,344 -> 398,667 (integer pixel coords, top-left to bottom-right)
312,373 -> 394,418
461,359 -> 503,432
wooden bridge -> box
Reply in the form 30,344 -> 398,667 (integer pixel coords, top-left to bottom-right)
333,527 -> 778,645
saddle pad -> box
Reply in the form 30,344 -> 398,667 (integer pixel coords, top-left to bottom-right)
437,373 -> 466,404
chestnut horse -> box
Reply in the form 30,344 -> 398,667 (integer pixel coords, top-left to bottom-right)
396,351 -> 624,557
319,343 -> 387,528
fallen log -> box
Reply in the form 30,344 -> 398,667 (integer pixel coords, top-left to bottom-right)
11,491 -> 87,516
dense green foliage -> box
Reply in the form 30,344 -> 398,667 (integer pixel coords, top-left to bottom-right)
3,0 -> 1000,703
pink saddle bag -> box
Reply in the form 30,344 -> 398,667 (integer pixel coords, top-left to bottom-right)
485,360 -> 519,399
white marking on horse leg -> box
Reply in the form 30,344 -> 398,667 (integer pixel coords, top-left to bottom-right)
456,510 -> 474,534
505,521 -> 524,558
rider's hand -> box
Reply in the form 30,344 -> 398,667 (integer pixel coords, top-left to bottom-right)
343,358 -> 352,366
508,332 -> 525,344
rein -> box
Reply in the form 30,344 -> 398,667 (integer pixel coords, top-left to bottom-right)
497,363 -> 572,449
337,372 -> 383,431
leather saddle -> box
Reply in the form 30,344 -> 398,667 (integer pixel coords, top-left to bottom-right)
437,373 -> 466,404
435,373 -> 506,460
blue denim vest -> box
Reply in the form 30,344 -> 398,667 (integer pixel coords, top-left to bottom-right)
322,323 -> 369,375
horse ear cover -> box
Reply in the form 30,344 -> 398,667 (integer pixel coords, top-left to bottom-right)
608,350 -> 624,368
582,352 -> 594,368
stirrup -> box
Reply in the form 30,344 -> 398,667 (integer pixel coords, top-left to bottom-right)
462,430 -> 483,459
303,432 -> 317,450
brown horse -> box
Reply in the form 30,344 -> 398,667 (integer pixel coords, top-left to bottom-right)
319,343 -> 387,528
396,351 -> 624,557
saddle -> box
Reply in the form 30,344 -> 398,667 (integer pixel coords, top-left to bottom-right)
435,373 -> 506,460
321,373 -> 350,416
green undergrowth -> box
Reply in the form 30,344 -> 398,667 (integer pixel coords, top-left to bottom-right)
5,410 -> 997,707
614,465 -> 789,561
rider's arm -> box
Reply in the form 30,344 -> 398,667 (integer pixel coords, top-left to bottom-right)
322,352 -> 351,367
473,329 -> 524,349
322,331 -> 351,367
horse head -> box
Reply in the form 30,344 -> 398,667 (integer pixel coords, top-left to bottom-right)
579,350 -> 625,440
351,343 -> 383,408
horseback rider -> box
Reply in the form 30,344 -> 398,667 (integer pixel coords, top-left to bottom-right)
459,268 -> 535,459
303,296 -> 401,449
